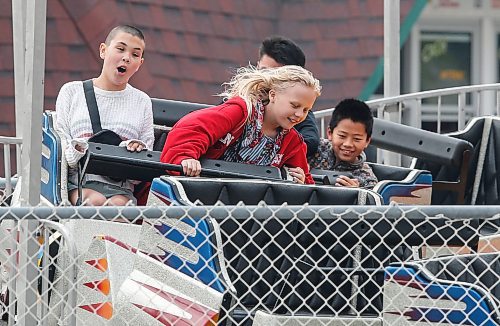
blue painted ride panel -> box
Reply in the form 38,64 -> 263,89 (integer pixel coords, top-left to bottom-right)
385,266 -> 497,325
378,173 -> 432,205
41,114 -> 61,204
148,177 -> 226,293
149,177 -> 183,206
152,218 -> 226,293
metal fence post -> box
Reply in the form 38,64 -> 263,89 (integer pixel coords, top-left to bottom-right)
15,219 -> 40,326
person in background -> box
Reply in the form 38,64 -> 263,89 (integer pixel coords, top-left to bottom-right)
161,65 -> 322,184
256,36 -> 320,157
308,98 -> 378,188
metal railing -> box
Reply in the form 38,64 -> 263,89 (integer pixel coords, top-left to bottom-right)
0,136 -> 21,203
314,83 -> 500,136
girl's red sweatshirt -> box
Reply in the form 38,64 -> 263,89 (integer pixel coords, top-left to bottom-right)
160,97 -> 313,184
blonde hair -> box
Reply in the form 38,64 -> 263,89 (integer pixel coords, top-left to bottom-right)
220,65 -> 322,119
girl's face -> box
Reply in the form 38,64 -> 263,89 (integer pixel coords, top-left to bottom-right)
266,83 -> 317,130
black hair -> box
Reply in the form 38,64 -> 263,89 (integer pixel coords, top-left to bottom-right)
105,25 -> 145,56
329,98 -> 373,138
259,36 -> 306,67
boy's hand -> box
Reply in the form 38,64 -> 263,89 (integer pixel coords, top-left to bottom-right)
287,167 -> 305,184
71,138 -> 88,153
335,175 -> 360,187
75,144 -> 85,153
181,159 -> 201,176
126,140 -> 145,152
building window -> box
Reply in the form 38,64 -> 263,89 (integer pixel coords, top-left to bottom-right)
420,31 -> 471,104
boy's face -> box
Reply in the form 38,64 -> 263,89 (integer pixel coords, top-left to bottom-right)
99,31 -> 145,90
327,118 -> 371,163
266,83 -> 317,130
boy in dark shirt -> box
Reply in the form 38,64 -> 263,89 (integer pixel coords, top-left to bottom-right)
309,98 -> 378,188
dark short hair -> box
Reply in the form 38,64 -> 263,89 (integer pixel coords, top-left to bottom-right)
329,98 -> 373,138
259,36 -> 306,67
105,25 -> 145,56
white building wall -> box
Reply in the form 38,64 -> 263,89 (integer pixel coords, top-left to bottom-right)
407,0 -> 500,125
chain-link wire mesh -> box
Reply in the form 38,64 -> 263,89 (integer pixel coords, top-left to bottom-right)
0,205 -> 498,326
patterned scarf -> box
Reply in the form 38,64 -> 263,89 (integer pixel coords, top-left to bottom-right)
222,100 -> 288,165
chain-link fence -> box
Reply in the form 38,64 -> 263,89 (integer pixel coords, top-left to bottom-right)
0,205 -> 498,325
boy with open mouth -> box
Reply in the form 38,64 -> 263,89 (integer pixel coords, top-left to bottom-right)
55,25 -> 154,206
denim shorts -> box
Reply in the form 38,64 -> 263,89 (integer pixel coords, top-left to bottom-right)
68,180 -> 136,204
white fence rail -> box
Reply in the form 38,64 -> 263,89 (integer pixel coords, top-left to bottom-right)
0,137 -> 21,203
314,83 -> 500,136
